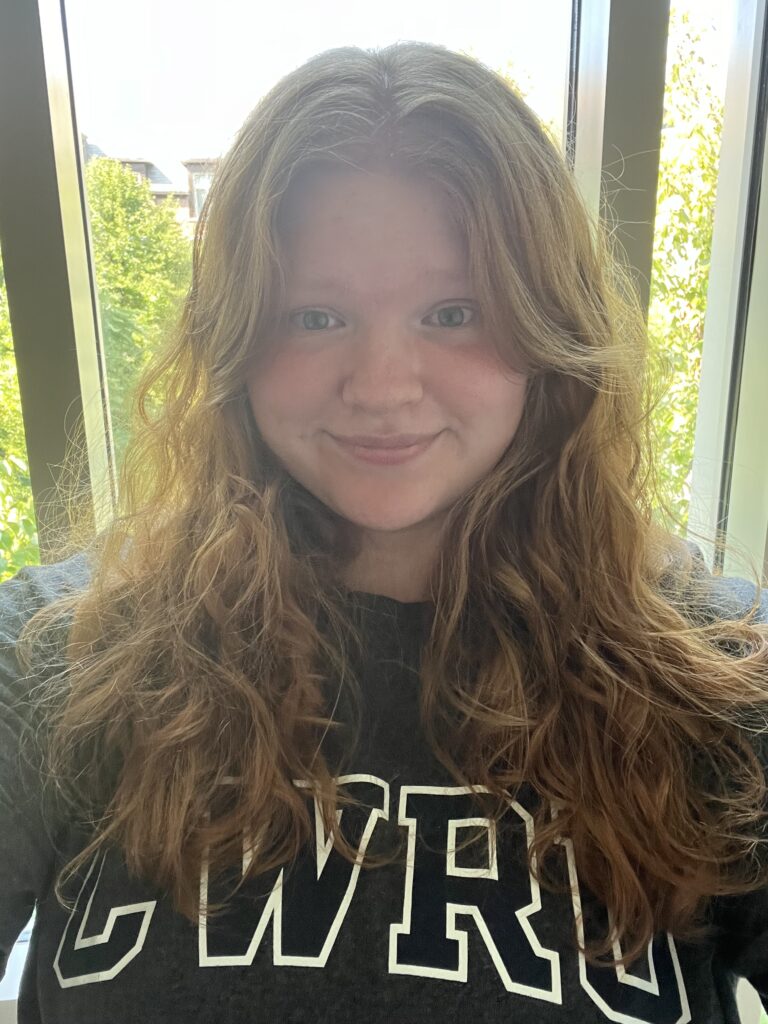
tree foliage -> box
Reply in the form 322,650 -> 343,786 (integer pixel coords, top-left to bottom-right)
647,8 -> 723,530
0,254 -> 38,577
85,157 -> 192,465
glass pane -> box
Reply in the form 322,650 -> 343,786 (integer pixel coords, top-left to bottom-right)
63,1 -> 573,476
0,246 -> 40,583
648,0 -> 734,533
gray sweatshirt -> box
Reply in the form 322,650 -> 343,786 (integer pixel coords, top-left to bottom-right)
0,546 -> 767,1023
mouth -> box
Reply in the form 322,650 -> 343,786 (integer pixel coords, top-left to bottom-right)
329,433 -> 440,465
330,432 -> 439,449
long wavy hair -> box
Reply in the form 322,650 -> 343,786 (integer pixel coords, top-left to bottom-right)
14,40 -> 768,970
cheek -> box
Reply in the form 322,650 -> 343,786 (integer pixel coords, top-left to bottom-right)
436,346 -> 528,421
247,348 -> 329,423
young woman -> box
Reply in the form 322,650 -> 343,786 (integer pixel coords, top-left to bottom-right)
1,40 -> 768,1024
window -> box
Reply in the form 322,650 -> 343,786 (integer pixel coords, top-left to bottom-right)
192,170 -> 212,219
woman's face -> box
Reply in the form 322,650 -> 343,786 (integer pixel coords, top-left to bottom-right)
246,167 -> 528,555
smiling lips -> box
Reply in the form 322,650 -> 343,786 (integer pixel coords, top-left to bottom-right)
330,433 -> 439,464
331,432 -> 440,449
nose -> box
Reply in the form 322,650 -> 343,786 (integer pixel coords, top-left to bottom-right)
340,324 -> 425,411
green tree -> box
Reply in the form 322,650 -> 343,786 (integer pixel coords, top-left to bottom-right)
648,8 -> 724,531
0,252 -> 39,577
85,157 -> 192,467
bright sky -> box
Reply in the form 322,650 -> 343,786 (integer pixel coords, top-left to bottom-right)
63,0 -> 731,178
61,0 -> 570,168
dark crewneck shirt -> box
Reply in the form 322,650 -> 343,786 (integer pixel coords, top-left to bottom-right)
1,548 -> 767,1023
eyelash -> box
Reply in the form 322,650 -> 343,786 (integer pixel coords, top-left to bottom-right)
287,303 -> 479,333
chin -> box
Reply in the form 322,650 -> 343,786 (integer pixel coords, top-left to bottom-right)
336,496 -> 446,532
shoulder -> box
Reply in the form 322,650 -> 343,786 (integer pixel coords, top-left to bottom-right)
667,540 -> 768,627
0,549 -> 92,645
0,553 -> 93,947
0,549 -> 93,732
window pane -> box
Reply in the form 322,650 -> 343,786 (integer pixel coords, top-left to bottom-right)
648,0 -> 733,533
77,152 -> 194,475
63,1 -> 572,476
0,246 -> 40,583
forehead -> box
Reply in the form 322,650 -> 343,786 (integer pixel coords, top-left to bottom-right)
275,167 -> 471,292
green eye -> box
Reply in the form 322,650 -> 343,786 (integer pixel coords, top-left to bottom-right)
290,310 -> 342,331
430,305 -> 477,328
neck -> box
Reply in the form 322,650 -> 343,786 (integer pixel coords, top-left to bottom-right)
339,522 -> 444,603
